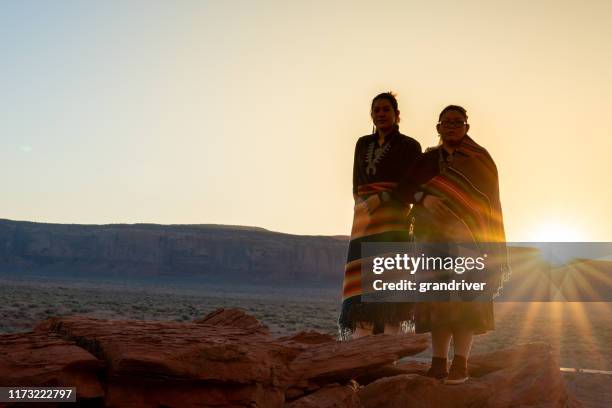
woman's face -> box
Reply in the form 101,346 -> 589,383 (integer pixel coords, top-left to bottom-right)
437,109 -> 469,147
371,99 -> 398,132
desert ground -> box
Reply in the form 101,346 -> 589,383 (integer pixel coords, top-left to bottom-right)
1,276 -> 610,407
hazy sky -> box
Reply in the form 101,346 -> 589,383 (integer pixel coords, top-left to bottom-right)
2,0 -> 611,240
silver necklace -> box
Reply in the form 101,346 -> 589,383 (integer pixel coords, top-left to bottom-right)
365,141 -> 391,175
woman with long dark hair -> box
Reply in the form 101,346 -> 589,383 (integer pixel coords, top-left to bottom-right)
338,92 -> 422,339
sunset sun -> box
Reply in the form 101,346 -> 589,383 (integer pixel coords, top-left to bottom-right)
530,221 -> 587,242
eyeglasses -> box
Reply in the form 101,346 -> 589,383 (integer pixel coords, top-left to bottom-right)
438,120 -> 467,128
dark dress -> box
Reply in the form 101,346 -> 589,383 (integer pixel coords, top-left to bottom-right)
338,127 -> 421,337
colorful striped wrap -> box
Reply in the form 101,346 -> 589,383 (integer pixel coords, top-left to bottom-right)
423,135 -> 510,296
342,181 -> 410,299
339,181 -> 414,335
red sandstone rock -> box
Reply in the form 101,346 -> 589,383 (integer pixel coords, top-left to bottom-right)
468,343 -> 583,407
353,360 -> 429,386
34,315 -> 428,389
359,343 -> 583,408
195,307 -> 270,335
0,331 -> 104,401
103,379 -> 284,408
0,310 -> 584,408
286,333 -> 429,384
34,315 -> 291,407
35,316 -> 284,385
277,330 -> 336,345
360,373 -> 489,407
285,383 -> 361,408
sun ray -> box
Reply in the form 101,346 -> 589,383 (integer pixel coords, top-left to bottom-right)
563,302 -> 606,370
515,301 -> 544,344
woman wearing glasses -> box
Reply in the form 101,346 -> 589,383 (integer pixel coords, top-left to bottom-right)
338,92 -> 422,339
396,105 -> 509,384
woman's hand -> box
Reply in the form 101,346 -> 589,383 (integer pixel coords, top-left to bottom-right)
355,194 -> 382,214
423,195 -> 450,217
364,194 -> 382,214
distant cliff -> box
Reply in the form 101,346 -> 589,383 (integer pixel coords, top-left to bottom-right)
3,219 -> 610,299
0,219 -> 348,285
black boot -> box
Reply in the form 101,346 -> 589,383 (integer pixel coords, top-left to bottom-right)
445,354 -> 469,384
425,356 -> 448,380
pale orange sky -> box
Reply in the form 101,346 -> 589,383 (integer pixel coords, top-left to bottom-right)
1,1 -> 611,240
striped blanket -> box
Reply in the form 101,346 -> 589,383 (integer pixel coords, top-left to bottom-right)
339,181 -> 413,334
342,181 -> 411,299
423,135 -> 510,295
